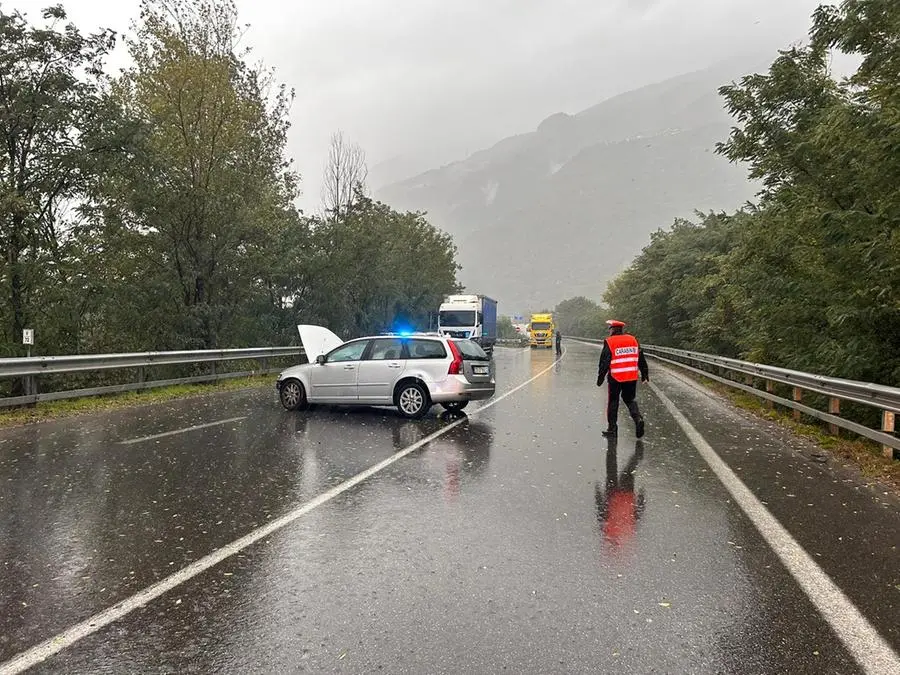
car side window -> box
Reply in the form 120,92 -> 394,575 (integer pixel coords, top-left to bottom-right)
367,338 -> 404,361
407,339 -> 447,359
327,340 -> 369,363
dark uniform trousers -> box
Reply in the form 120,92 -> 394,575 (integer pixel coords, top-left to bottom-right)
606,378 -> 640,430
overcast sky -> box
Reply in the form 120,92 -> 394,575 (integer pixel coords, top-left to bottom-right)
15,0 -> 828,211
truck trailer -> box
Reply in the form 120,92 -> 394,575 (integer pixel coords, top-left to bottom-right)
438,294 -> 498,354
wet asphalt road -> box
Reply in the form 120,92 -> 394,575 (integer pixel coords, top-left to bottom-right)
0,344 -> 898,673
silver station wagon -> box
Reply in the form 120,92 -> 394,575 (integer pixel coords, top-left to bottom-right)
276,326 -> 496,419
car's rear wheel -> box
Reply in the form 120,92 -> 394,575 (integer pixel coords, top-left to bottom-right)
396,382 -> 430,419
279,379 -> 308,411
441,401 -> 469,412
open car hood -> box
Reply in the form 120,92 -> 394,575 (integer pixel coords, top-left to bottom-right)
297,325 -> 344,361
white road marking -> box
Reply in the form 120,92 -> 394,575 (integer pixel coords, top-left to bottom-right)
649,380 -> 900,675
118,417 -> 249,445
0,350 -> 565,674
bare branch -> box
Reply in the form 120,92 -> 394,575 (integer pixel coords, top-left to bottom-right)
321,130 -> 368,219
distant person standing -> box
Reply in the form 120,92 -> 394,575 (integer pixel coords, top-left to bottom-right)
555,329 -> 562,356
596,320 -> 647,438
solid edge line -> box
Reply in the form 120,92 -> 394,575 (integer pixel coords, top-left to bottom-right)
648,381 -> 900,675
0,349 -> 565,675
118,417 -> 249,445
576,337 -> 899,672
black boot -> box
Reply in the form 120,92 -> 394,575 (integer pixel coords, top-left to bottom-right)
601,426 -> 618,438
625,398 -> 645,439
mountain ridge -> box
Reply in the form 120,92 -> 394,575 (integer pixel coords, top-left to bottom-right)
377,59 -> 763,313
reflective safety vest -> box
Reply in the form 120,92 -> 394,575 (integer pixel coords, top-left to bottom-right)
605,334 -> 640,383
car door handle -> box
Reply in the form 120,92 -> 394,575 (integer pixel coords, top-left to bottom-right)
388,363 -> 402,368
344,365 -> 356,370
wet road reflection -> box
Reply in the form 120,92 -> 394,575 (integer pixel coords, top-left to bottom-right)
595,438 -> 646,554
0,354 -> 518,664
0,345 -> 888,673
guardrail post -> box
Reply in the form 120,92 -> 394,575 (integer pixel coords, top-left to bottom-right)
828,398 -> 841,435
765,380 -> 775,409
792,388 -> 803,421
883,411 -> 896,459
24,375 -> 37,404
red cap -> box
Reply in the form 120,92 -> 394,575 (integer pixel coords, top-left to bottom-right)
606,319 -> 626,328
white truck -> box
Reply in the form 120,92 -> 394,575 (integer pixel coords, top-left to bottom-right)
438,294 -> 498,355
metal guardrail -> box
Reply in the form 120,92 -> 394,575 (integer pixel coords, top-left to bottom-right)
573,337 -> 899,455
0,347 -> 304,408
495,337 -> 530,347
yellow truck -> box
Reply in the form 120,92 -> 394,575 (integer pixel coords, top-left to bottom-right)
529,313 -> 555,348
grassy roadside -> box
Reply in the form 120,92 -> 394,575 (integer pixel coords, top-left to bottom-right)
0,375 -> 276,429
680,370 -> 900,493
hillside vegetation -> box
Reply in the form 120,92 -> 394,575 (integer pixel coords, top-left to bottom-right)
594,0 -> 899,387
0,0 -> 459,375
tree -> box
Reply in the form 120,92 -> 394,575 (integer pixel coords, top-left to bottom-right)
322,130 -> 368,220
603,212 -> 745,353
715,4 -> 900,383
97,0 -> 299,349
603,0 -> 900,385
497,315 -> 518,339
553,296 -> 608,337
0,5 -> 115,356
302,196 -> 460,337
0,0 -> 464,368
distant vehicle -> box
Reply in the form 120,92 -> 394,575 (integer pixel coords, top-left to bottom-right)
276,326 -> 496,419
437,294 -> 498,355
529,313 -> 555,349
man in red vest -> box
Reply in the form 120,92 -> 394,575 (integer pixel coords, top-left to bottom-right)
596,319 -> 648,438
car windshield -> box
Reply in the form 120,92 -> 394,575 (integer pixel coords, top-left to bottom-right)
531,322 -> 551,330
453,339 -> 489,361
439,310 -> 475,327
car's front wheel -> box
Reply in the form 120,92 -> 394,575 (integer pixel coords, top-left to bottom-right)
441,401 -> 469,412
279,379 -> 308,411
396,382 -> 430,419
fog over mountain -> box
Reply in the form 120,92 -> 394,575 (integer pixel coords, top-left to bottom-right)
377,58 -> 766,313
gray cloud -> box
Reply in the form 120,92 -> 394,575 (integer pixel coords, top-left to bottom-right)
16,0 -> 826,208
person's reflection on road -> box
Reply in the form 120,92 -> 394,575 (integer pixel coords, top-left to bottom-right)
595,437 -> 646,552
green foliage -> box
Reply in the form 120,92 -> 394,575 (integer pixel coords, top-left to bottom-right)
604,0 -> 900,386
0,0 -> 462,363
604,212 -> 746,354
0,5 -> 116,357
93,0 -> 300,350
497,315 -> 518,339
300,194 -> 460,339
552,296 -> 610,338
